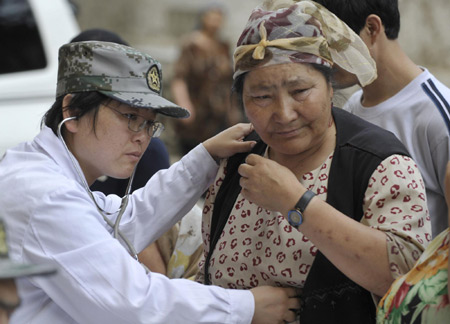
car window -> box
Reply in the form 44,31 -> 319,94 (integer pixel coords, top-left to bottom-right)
0,0 -> 46,74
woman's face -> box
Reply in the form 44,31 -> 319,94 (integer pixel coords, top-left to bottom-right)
243,63 -> 334,157
64,98 -> 156,185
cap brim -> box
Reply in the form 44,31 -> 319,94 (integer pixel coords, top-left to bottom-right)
99,91 -> 190,119
0,261 -> 57,279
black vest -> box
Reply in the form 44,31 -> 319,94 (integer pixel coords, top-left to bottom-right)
204,108 -> 410,323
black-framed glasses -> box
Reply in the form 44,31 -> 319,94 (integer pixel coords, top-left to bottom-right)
105,105 -> 164,138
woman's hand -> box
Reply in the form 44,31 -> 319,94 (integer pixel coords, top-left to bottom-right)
238,154 -> 305,215
250,286 -> 300,324
202,123 -> 256,161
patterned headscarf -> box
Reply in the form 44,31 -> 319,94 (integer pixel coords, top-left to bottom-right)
233,0 -> 377,86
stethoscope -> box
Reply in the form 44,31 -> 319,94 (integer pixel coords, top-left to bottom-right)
57,116 -> 149,272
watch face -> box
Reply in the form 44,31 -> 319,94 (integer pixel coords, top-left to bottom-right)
288,210 -> 302,226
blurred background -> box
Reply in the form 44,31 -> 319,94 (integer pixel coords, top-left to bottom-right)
74,0 -> 450,158
1,0 -> 450,160
73,0 -> 450,159
73,0 -> 450,84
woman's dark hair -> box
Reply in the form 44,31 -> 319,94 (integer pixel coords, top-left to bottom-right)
231,63 -> 333,111
42,92 -> 110,135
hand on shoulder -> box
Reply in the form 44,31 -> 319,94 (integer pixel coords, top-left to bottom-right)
202,123 -> 256,161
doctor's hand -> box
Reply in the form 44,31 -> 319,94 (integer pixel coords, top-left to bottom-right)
238,154 -> 306,215
250,286 -> 300,324
203,123 -> 256,161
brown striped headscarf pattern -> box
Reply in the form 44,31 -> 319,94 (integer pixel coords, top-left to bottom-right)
233,0 -> 377,86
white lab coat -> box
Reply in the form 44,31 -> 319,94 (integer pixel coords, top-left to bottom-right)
0,126 -> 254,324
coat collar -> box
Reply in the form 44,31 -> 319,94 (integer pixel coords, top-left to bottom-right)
34,126 -> 87,187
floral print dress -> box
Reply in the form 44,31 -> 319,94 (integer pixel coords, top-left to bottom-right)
377,228 -> 450,323
197,150 -> 431,290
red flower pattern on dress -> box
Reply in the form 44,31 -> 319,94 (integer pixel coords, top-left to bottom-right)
390,185 -> 400,199
293,250 -> 302,260
219,241 -> 226,251
390,156 -> 400,165
254,218 -> 264,230
219,254 -> 227,264
281,268 -> 292,278
253,256 -> 262,266
283,225 -> 293,233
261,272 -> 270,280
286,238 -> 295,247
241,224 -> 250,233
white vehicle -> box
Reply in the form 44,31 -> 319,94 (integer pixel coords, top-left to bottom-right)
0,0 -> 80,156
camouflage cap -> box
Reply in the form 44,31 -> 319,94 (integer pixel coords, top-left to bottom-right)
56,41 -> 189,118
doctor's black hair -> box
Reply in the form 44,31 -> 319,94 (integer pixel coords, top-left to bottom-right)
42,92 -> 110,135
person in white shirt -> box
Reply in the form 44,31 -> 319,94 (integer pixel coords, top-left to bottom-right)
315,0 -> 450,237
0,41 -> 299,324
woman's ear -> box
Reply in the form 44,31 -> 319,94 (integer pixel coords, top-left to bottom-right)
61,94 -> 79,133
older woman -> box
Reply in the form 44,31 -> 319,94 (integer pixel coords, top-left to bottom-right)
197,1 -> 431,323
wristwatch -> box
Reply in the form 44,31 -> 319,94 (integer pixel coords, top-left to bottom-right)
287,190 -> 316,228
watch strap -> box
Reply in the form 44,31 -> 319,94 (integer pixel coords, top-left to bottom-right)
287,190 -> 316,228
296,190 -> 316,213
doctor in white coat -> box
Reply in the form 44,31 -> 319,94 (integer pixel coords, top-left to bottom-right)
0,41 -> 299,324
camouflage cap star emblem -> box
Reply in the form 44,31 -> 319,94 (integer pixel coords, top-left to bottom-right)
147,65 -> 161,93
